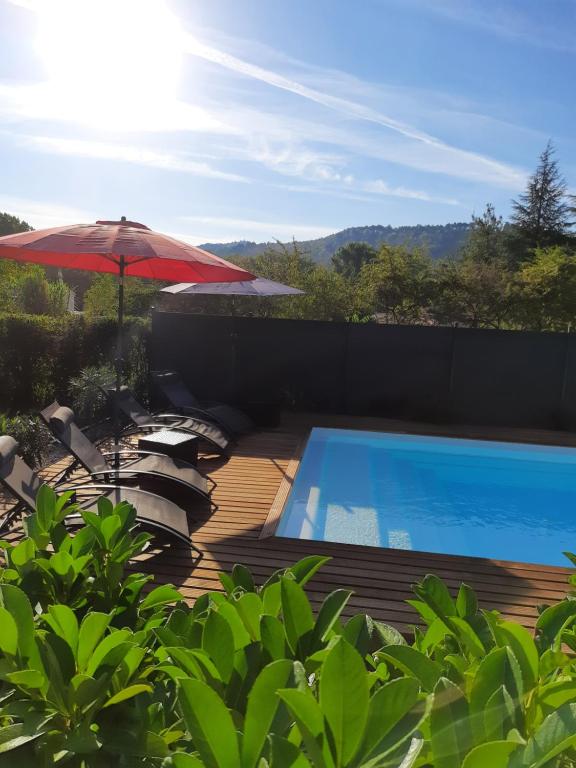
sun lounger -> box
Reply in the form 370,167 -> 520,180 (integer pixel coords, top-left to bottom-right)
40,402 -> 216,506
152,369 -> 254,436
0,435 -> 196,549
102,385 -> 231,456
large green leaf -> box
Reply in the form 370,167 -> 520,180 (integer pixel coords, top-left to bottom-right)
218,603 -> 251,649
202,610 -> 235,682
484,685 -> 518,742
178,678 -> 241,768
0,585 -> 36,662
456,584 -> 478,619
172,755 -> 205,768
461,741 -> 520,768
413,574 -> 456,619
343,614 -> 375,657
448,617 -> 486,658
278,688 -> 334,768
491,621 -> 538,691
377,646 -> 443,692
0,608 -> 18,656
85,630 -> 132,676
10,538 -> 36,569
538,679 -> 576,713
430,678 -> 472,768
102,683 -> 153,708
5,669 -> 45,689
261,614 -> 289,660
77,612 -> 112,672
241,659 -> 294,768
235,592 -> 264,640
312,590 -> 353,647
44,604 -> 79,654
319,638 -> 369,766
35,483 -> 56,530
288,556 -> 330,586
140,585 -> 183,611
535,601 -> 576,648
232,564 -> 256,592
280,578 -> 314,654
267,733 -> 312,767
510,703 -> 576,768
470,646 -> 523,741
357,678 -> 420,760
0,723 -> 44,754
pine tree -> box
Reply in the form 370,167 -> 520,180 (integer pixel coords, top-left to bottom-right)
509,141 -> 572,259
464,203 -> 507,264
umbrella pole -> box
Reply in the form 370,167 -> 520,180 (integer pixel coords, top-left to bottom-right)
113,254 -> 125,468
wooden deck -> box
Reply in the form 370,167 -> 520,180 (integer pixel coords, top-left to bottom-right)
1,413 -> 573,633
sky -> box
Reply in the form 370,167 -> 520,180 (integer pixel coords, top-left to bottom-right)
0,0 -> 575,245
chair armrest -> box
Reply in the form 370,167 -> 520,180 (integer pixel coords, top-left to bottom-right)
151,411 -> 194,422
102,449 -> 167,460
102,450 -> 214,483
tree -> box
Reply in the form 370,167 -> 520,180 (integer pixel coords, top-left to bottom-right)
463,203 -> 507,264
83,274 -> 158,318
332,241 -> 376,278
356,245 -> 433,324
84,274 -> 117,318
512,246 -> 576,331
0,211 -> 32,236
509,141 -> 572,260
432,258 -> 514,329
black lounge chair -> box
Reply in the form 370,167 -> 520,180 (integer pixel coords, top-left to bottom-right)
40,402 -> 216,507
152,370 -> 254,436
102,385 -> 231,456
0,435 -> 196,550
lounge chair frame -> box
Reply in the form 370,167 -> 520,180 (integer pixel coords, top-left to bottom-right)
39,402 -> 217,510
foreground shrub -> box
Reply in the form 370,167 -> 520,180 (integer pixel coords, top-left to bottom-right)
0,487 -> 575,766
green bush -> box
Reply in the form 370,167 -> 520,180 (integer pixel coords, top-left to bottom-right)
68,364 -> 115,424
0,314 -> 150,413
0,413 -> 51,466
1,487 -> 576,766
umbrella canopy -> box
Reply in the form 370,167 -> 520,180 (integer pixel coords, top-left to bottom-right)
162,277 -> 303,296
0,218 -> 254,283
0,218 -> 255,456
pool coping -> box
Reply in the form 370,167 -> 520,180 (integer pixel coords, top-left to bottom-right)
260,431 -> 308,539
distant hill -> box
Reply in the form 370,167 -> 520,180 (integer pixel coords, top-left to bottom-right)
200,222 -> 472,264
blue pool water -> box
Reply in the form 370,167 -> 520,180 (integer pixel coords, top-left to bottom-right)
275,428 -> 576,566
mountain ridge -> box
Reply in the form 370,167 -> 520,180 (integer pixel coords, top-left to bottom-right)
200,222 -> 472,264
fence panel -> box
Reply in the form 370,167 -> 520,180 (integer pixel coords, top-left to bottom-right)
151,312 -> 576,431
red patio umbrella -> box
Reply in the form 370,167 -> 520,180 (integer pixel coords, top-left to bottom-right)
0,217 -> 255,451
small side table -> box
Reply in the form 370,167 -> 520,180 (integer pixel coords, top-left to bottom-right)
138,430 -> 199,465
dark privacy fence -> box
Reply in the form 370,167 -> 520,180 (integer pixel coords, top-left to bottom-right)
151,311 -> 576,430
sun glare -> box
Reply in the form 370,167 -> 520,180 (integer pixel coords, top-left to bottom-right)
35,0 -> 186,129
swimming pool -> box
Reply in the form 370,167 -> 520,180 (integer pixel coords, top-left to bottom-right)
275,428 -> 576,566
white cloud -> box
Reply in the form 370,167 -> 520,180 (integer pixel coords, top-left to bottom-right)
0,195 -> 95,228
388,0 -> 576,53
19,134 -> 248,181
362,179 -> 459,205
174,216 -> 336,243
184,33 -> 527,190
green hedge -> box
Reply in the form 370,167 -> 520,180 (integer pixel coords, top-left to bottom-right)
0,313 -> 150,413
